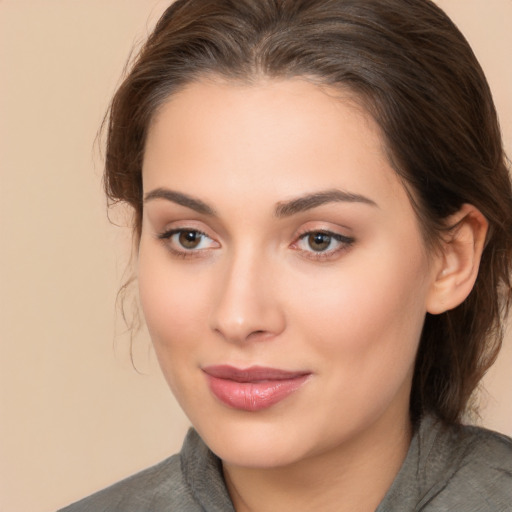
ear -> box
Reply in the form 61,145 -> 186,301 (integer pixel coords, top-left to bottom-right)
426,204 -> 488,315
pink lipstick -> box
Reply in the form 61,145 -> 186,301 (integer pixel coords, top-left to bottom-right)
202,365 -> 310,411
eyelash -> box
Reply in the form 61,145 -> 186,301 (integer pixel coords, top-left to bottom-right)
293,230 -> 355,261
156,228 -> 354,261
157,228 -> 218,258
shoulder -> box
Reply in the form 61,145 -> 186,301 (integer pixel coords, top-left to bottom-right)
377,416 -> 512,512
418,417 -> 512,511
57,453 -> 200,512
57,429 -> 223,512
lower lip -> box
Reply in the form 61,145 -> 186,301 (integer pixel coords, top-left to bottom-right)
205,374 -> 310,411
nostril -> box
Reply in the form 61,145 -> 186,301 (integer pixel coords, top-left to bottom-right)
247,330 -> 274,341
208,272 -> 286,342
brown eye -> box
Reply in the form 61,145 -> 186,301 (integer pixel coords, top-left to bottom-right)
295,230 -> 355,259
178,230 -> 202,249
158,227 -> 219,257
307,232 -> 332,252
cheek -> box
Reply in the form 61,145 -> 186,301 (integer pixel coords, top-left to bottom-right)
288,245 -> 430,376
137,247 -> 209,357
137,249 -> 215,408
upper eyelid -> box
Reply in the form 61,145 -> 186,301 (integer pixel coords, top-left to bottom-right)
293,218 -> 353,234
292,231 -> 355,262
158,228 -> 217,245
157,227 -> 209,238
157,222 -> 216,238
294,225 -> 354,240
155,225 -> 354,250
297,227 -> 350,236
157,228 -> 220,257
295,230 -> 354,246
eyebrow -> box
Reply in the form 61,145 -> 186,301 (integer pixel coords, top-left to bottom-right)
143,187 -> 377,217
274,189 -> 378,217
144,188 -> 216,216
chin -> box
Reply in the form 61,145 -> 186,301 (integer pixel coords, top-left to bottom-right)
194,416 -> 311,469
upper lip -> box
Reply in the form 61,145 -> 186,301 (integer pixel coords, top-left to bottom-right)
202,365 -> 311,383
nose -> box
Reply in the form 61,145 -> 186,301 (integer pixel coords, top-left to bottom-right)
209,248 -> 286,343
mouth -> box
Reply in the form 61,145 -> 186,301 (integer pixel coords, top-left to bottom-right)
202,365 -> 311,411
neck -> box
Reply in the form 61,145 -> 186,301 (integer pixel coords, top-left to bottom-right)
223,411 -> 412,512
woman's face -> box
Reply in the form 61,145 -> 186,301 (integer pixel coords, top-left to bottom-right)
139,78 -> 440,468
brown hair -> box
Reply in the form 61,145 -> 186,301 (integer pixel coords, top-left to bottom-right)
104,0 -> 512,424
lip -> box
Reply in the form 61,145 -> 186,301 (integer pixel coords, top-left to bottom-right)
202,365 -> 311,411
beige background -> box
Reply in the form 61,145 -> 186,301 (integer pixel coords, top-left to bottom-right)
1,1 -> 511,511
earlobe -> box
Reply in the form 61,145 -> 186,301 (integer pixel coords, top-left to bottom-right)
426,204 -> 488,315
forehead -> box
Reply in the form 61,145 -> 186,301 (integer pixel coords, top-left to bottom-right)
143,78 -> 407,211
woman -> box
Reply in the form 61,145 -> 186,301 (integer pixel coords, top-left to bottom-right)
60,0 -> 512,510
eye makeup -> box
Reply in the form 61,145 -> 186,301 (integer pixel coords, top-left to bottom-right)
292,229 -> 355,261
157,228 -> 220,259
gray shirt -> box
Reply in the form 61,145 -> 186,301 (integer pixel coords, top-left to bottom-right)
59,416 -> 512,511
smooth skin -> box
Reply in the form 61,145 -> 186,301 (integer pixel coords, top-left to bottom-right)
138,78 -> 487,512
